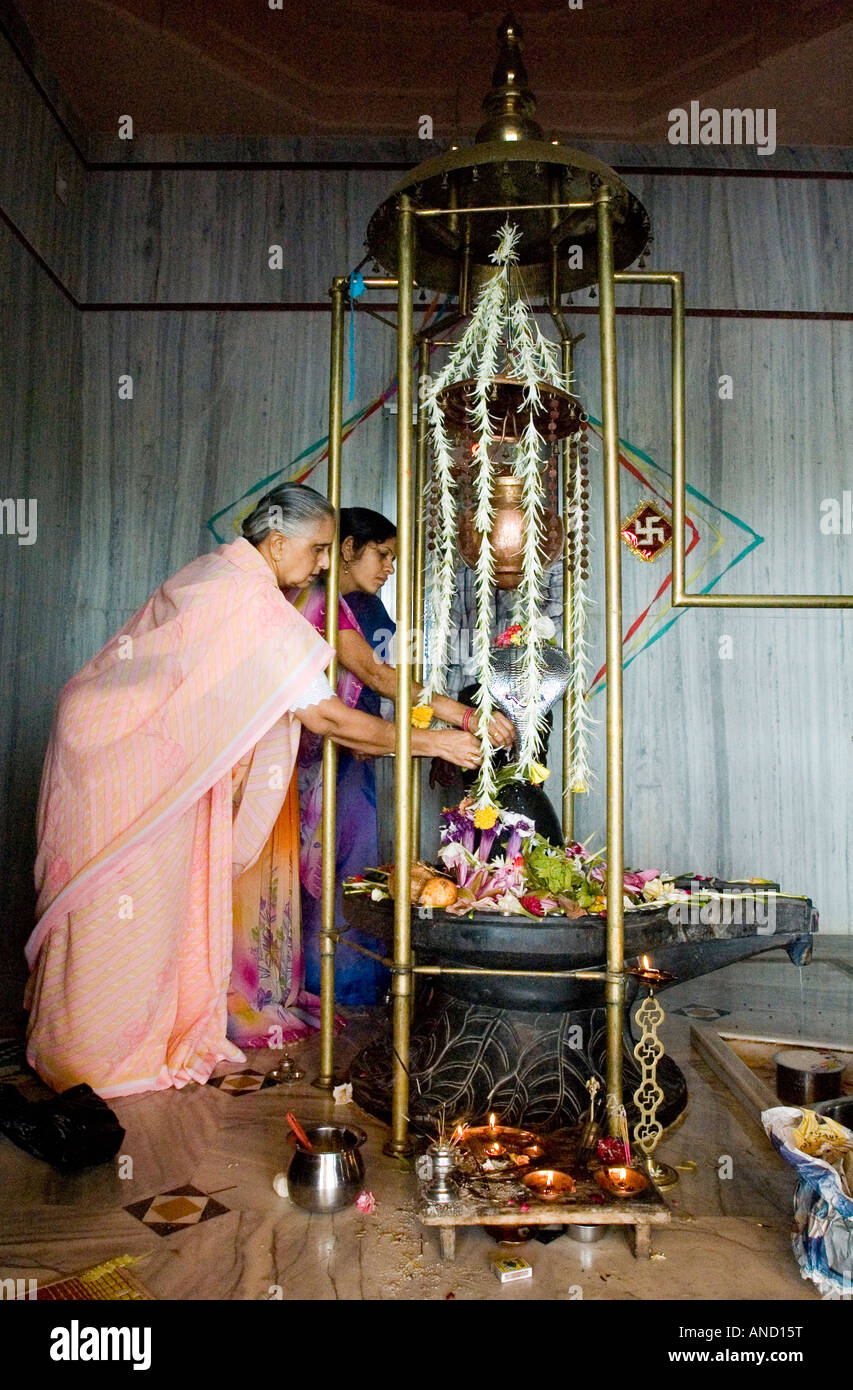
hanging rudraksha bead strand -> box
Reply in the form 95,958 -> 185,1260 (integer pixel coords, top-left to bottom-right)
566,413 -> 593,793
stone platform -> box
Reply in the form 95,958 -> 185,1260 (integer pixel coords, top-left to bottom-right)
343,887 -> 817,1130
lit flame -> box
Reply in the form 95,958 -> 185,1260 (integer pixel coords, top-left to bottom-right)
641,955 -> 651,971
614,1167 -> 627,1182
489,1113 -> 497,1132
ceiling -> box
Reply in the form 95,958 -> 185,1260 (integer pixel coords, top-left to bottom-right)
11,0 -> 853,146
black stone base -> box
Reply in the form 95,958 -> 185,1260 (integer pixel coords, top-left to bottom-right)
350,985 -> 687,1134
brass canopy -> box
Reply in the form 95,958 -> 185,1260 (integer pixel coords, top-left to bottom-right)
365,13 -> 651,296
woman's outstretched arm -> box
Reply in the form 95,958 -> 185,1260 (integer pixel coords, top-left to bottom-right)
295,694 -> 483,769
336,629 -> 514,749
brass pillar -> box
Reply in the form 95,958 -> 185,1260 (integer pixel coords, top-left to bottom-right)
313,276 -> 347,1092
671,272 -> 686,609
595,185 -> 626,1133
561,334 -> 575,844
410,337 -> 430,861
386,195 -> 416,1156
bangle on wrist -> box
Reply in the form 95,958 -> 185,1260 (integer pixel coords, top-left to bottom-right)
462,707 -> 475,732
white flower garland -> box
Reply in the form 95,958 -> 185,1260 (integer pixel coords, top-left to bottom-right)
504,291 -> 562,776
421,221 -> 593,804
421,265 -> 504,707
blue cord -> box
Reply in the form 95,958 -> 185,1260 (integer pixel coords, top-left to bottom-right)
348,270 -> 365,401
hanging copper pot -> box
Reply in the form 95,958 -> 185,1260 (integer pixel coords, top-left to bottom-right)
458,472 -> 563,590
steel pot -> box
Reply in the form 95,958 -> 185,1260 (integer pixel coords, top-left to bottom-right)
773,1048 -> 844,1106
286,1124 -> 367,1214
811,1095 -> 853,1128
567,1224 -> 608,1243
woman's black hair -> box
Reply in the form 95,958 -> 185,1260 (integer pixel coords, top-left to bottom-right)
339,507 -> 397,555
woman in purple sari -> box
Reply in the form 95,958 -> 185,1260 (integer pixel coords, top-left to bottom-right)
298,508 -> 514,1004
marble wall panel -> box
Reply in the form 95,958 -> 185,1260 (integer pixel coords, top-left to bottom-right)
0,226 -> 82,1025
519,316 -> 851,928
0,34 -> 84,295
76,307 -> 398,617
83,130 -> 853,173
84,161 -> 852,313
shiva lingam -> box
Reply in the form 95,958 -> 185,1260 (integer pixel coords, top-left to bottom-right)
347,888 -> 816,1134
457,681 -> 563,846
625,956 -> 679,1190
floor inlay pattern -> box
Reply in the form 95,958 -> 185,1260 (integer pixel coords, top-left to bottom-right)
206,1069 -> 287,1096
124,1185 -> 231,1237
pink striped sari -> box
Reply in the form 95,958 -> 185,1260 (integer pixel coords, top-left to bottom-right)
24,538 -> 331,1098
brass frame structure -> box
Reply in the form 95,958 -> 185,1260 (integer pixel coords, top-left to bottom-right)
316,182 -> 851,1149
317,184 -> 633,1144
313,275 -> 346,1094
611,270 -> 853,611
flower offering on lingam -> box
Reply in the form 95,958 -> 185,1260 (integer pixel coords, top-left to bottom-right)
345,802 -> 690,924
430,801 -> 688,922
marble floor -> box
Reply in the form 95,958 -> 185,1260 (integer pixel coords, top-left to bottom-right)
1,938 -> 851,1302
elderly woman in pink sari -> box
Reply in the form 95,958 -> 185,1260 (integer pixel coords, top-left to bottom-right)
24,484 -> 482,1098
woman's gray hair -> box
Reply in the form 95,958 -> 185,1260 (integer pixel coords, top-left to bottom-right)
241,483 -> 335,545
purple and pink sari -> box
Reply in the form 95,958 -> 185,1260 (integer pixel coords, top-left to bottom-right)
296,586 -> 393,1005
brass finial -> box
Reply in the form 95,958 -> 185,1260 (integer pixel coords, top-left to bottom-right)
476,12 -> 544,144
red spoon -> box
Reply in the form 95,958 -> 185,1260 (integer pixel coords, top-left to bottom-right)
285,1112 -> 314,1151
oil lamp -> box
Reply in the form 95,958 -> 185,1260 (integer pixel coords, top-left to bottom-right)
626,954 -> 675,990
522,1169 -> 575,1202
625,955 -> 679,1190
484,1113 -> 505,1157
595,1165 -> 649,1198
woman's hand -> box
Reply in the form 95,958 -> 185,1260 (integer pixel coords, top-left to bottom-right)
430,695 -> 515,749
469,708 -> 515,749
298,696 -> 483,768
428,730 -> 483,771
